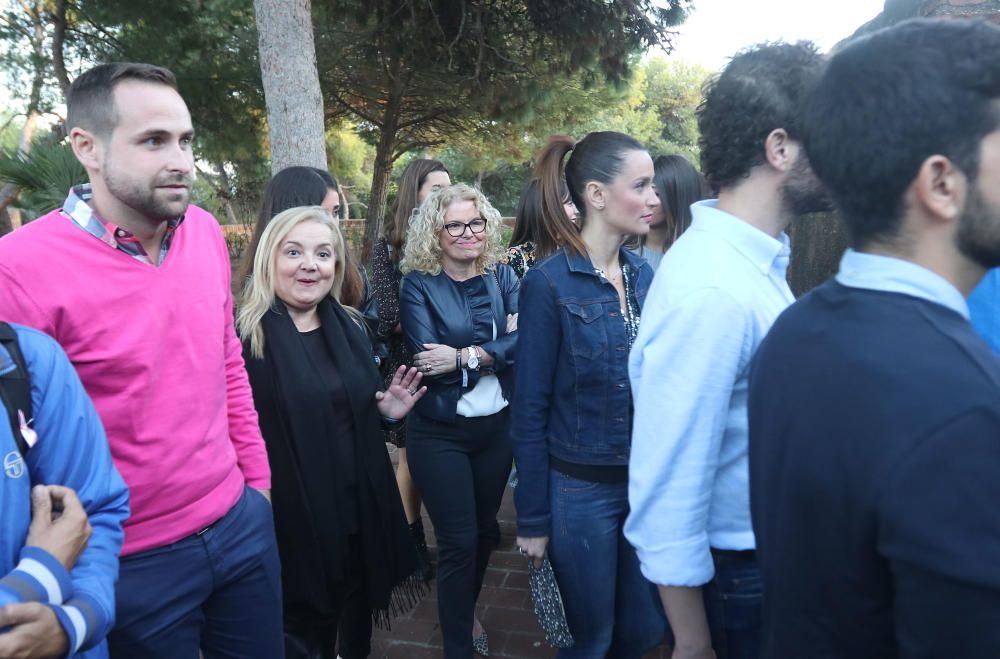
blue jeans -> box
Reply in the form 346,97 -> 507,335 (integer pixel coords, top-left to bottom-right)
703,552 -> 763,659
547,470 -> 667,658
108,486 -> 284,658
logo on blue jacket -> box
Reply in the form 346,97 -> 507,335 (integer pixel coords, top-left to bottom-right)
3,451 -> 25,479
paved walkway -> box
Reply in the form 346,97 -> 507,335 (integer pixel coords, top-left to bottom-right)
372,446 -> 671,658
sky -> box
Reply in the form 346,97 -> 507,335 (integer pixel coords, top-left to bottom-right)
664,0 -> 886,71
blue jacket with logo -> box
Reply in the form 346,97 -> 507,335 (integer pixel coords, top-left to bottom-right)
969,268 -> 1000,356
0,323 -> 129,658
511,248 -> 652,537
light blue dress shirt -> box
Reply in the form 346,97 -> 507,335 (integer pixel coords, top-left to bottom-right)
836,249 -> 969,318
626,200 -> 794,587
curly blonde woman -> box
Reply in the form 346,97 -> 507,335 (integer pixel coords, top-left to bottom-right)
399,183 -> 519,658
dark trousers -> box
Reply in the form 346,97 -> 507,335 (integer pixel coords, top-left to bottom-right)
108,486 -> 284,659
704,551 -> 763,659
407,409 -> 513,659
284,536 -> 372,659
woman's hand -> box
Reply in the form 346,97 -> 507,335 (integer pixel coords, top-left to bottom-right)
413,343 -> 458,376
375,366 -> 427,419
516,535 -> 549,568
506,313 -> 518,333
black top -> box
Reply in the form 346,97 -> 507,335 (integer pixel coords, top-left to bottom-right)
748,280 -> 1000,659
370,238 -> 410,444
242,300 -> 422,618
503,242 -> 535,279
300,328 -> 359,536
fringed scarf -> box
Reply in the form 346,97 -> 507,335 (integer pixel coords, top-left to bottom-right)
243,297 -> 425,627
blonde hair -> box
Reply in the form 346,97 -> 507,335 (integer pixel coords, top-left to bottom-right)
237,206 -> 348,358
399,183 -> 506,276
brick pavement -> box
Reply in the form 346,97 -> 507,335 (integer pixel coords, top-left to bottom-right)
372,445 -> 672,658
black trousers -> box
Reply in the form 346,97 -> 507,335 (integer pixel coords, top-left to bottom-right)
407,409 -> 513,659
284,536 -> 372,659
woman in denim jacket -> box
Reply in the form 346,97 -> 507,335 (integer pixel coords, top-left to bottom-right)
513,133 -> 667,658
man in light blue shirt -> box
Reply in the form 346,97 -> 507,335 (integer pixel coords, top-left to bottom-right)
626,42 -> 831,659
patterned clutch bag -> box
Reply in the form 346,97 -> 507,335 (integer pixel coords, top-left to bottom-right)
527,557 -> 574,648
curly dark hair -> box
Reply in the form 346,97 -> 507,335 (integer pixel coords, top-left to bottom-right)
804,18 -> 1000,249
697,41 -> 823,192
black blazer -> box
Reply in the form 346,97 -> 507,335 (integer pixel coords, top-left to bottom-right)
399,264 -> 519,422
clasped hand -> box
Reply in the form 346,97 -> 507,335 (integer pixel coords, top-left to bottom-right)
516,535 -> 548,569
0,485 -> 89,658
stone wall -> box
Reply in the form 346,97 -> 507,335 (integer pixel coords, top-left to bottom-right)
789,0 -> 1000,295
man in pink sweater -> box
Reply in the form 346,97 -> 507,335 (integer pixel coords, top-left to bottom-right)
0,63 -> 282,657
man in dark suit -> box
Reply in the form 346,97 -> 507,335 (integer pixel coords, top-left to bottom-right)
748,18 -> 1000,659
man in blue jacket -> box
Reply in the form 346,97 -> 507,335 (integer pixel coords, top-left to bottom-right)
0,322 -> 129,658
969,268 -> 1000,353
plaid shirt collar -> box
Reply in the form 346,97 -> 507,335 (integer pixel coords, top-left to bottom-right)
62,183 -> 183,266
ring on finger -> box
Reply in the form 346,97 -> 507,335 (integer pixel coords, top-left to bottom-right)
408,387 -> 418,396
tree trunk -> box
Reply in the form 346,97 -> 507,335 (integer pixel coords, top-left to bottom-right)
363,140 -> 394,263
253,0 -> 328,174
0,205 -> 13,237
361,73 -> 406,262
52,0 -> 72,103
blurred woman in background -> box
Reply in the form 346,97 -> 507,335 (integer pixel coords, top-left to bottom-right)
504,176 -> 579,279
629,154 -> 709,271
370,158 -> 451,578
240,166 -> 372,317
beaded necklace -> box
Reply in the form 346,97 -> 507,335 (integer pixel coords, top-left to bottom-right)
592,262 -> 641,351
621,264 -> 641,350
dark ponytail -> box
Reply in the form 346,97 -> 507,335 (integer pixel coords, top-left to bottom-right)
536,131 -> 647,256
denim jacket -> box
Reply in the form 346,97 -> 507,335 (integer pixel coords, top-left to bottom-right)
399,264 -> 519,423
511,248 -> 652,537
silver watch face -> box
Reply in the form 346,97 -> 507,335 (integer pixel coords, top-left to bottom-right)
468,349 -> 479,369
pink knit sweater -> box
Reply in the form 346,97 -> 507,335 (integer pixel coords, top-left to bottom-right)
0,205 -> 270,555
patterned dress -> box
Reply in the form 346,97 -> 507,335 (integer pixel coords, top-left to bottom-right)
370,237 -> 412,447
503,241 -> 536,279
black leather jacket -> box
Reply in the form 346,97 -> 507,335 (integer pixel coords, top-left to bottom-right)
399,264 -> 519,423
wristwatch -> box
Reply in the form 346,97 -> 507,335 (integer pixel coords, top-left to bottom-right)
467,346 -> 481,371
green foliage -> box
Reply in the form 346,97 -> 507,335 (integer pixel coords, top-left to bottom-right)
0,1 -> 65,114
435,56 -> 710,215
632,57 -> 707,162
0,139 -> 85,219
313,0 -> 694,243
326,122 -> 375,218
0,113 -> 25,151
0,0 -> 703,233
74,0 -> 267,169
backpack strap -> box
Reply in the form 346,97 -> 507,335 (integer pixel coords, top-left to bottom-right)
0,322 -> 32,458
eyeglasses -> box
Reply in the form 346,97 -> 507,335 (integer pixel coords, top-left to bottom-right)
443,218 -> 487,237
